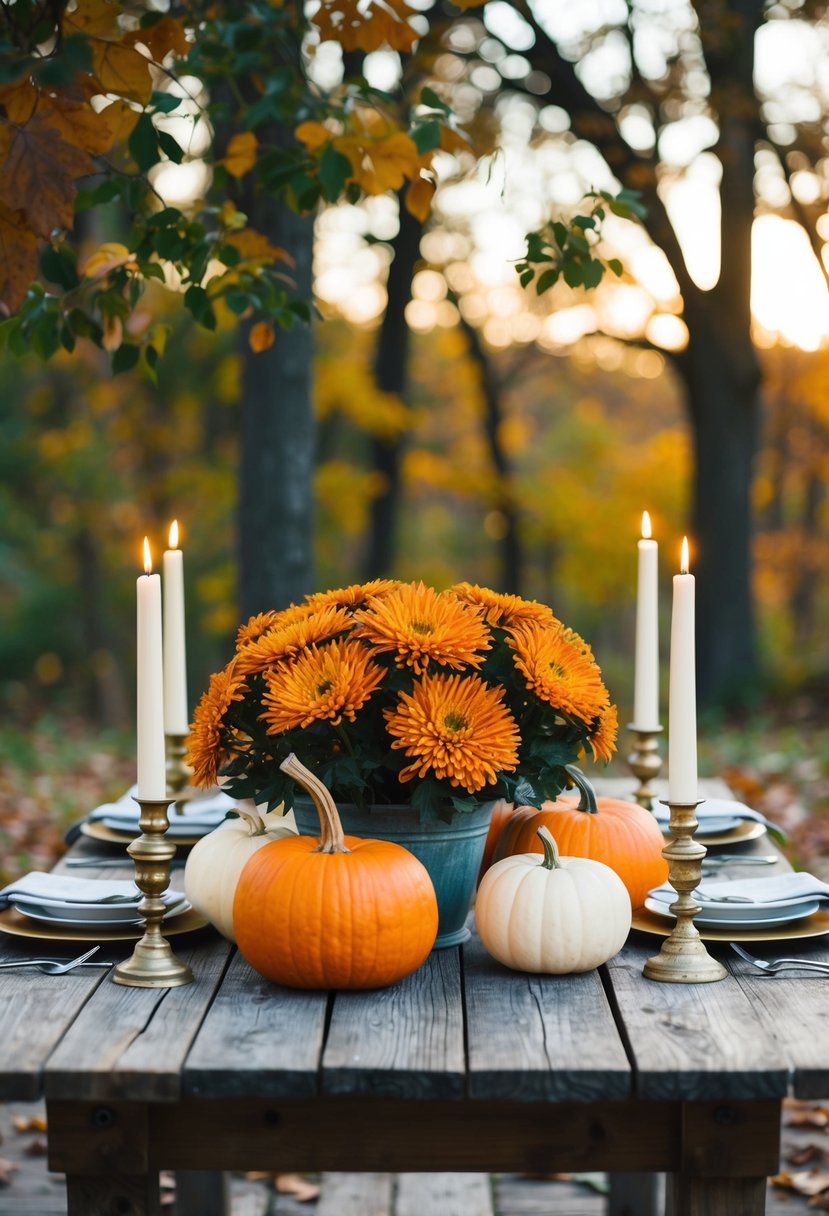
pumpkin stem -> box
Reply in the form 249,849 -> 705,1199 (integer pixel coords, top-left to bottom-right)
537,825 -> 563,870
235,801 -> 267,836
279,753 -> 350,854
563,765 -> 598,814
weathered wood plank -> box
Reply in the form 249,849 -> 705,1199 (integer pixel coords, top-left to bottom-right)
604,938 -> 789,1100
0,967 -> 109,1101
396,1173 -> 493,1216
65,1174 -> 161,1216
322,950 -> 465,1100
150,1096 -> 680,1174
314,1173 -> 393,1216
665,1175 -> 767,1216
464,933 -> 631,1102
728,951 -> 829,1098
183,951 -> 328,1099
44,933 -> 231,1102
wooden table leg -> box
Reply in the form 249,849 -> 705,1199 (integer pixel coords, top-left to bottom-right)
609,1172 -> 660,1216
665,1174 -> 766,1215
176,1170 -> 231,1216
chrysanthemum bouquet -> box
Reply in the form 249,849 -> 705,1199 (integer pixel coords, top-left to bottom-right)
187,580 -> 618,820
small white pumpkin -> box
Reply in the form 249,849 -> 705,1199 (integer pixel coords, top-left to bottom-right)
475,826 -> 631,974
184,801 -> 297,941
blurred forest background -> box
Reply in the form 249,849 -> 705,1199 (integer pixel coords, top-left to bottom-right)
2,0 -> 829,879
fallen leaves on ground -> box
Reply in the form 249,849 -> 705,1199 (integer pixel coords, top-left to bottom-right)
0,1158 -> 19,1185
771,1169 -> 829,1199
12,1114 -> 47,1133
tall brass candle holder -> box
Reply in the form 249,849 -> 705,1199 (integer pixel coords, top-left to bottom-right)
112,796 -> 193,989
165,732 -> 193,814
643,799 -> 726,984
627,724 -> 663,810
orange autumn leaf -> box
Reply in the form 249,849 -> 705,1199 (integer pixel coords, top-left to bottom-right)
335,130 -> 420,194
312,0 -> 419,53
97,98 -> 141,142
223,228 -> 294,268
404,174 -> 435,222
295,121 -> 332,153
0,80 -> 38,124
249,321 -> 276,352
0,202 -> 39,312
101,313 -> 124,352
89,40 -> 154,103
221,131 -> 258,178
81,242 -> 137,280
125,15 -> 190,61
63,0 -> 119,38
0,116 -> 94,238
36,94 -> 117,156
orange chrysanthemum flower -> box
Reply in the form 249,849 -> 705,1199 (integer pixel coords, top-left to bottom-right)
235,605 -> 353,678
186,665 -> 248,788
384,672 -> 519,792
450,582 -> 556,630
588,702 -> 618,764
261,639 -> 385,733
354,581 -> 491,675
305,579 -> 400,612
236,611 -> 279,648
509,621 -> 610,725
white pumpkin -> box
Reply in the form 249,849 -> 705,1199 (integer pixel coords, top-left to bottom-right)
184,801 -> 297,941
475,826 -> 631,974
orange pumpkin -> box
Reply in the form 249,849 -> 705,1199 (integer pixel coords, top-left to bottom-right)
233,754 -> 438,989
477,797 -> 515,883
492,766 -> 668,909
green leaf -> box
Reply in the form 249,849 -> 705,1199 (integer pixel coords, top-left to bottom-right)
151,91 -> 183,114
420,86 -> 450,114
572,215 -> 596,230
111,343 -> 140,373
535,267 -> 559,294
412,120 -> 441,155
608,257 -> 623,277
318,144 -> 353,201
40,245 -> 78,291
157,130 -> 184,164
184,284 -> 216,329
128,112 -> 160,172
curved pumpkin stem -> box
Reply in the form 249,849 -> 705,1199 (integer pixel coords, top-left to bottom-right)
563,765 -> 598,814
279,753 -> 350,854
537,825 -> 563,870
234,800 -> 267,837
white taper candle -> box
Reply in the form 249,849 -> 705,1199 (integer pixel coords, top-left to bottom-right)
137,537 -> 167,799
668,536 -> 697,804
162,519 -> 189,736
633,510 -> 659,730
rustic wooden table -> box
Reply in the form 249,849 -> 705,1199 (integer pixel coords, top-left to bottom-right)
1,776 -> 827,1216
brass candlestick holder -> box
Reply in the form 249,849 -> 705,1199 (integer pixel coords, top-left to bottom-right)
627,725 -> 663,810
112,796 -> 193,989
643,799 -> 726,984
165,732 -> 193,814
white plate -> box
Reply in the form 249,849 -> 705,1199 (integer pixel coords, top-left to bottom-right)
100,816 -> 220,838
695,817 -> 743,837
10,898 -> 192,928
644,895 -> 821,931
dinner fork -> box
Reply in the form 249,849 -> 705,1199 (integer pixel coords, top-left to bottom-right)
730,943 -> 829,975
0,946 -> 109,974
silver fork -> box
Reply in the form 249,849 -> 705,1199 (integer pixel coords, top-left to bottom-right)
730,943 -> 829,975
0,946 -> 110,974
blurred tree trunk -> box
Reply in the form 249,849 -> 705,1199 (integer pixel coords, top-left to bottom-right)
362,198 -> 422,578
237,198 -> 315,618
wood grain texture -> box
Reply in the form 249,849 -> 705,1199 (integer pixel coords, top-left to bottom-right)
322,950 -> 465,1099
728,955 -> 829,1098
464,933 -> 631,1102
666,1174 -> 767,1216
314,1173 -> 393,1216
43,934 -> 231,1102
604,939 -> 790,1100
66,1173 -> 161,1216
0,968 -> 109,1101
396,1173 -> 493,1216
183,951 -> 328,1099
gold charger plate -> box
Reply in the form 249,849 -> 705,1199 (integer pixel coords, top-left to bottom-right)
660,819 -> 767,848
631,905 -> 829,943
0,904 -> 208,943
80,821 -> 200,848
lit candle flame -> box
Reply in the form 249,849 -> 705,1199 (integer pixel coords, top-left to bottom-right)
169,519 -> 179,550
680,535 -> 689,574
143,536 -> 153,575
641,510 -> 652,540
